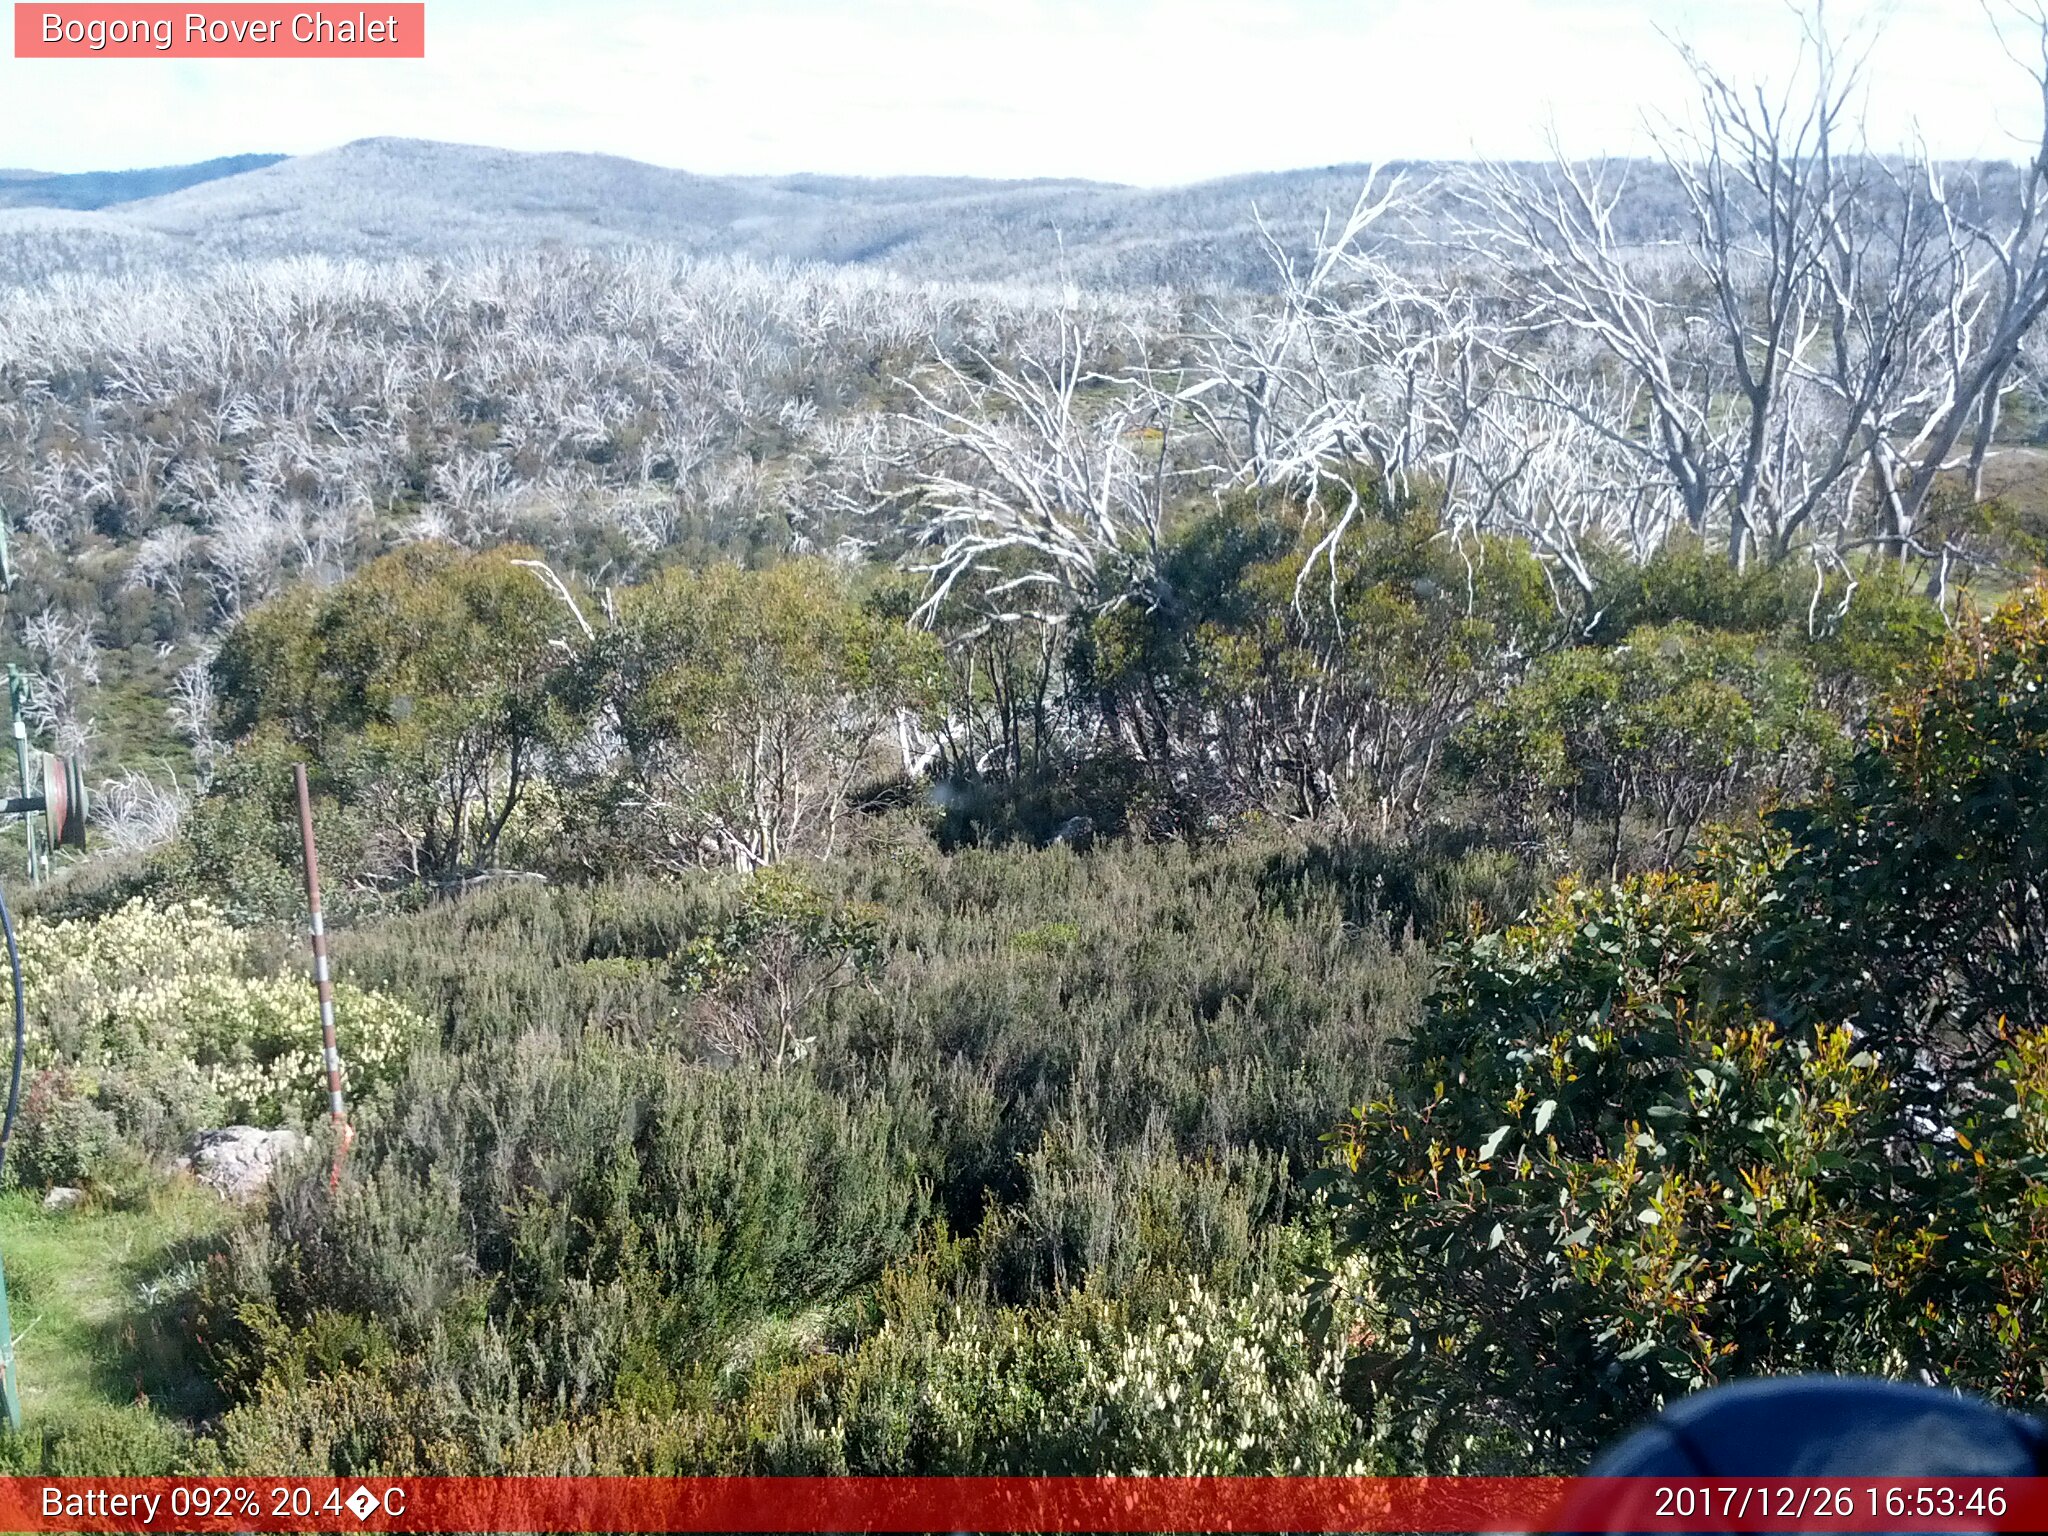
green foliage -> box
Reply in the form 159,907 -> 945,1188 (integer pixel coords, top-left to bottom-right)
1757,583 -> 2048,1057
1452,622 -> 1838,867
1325,872 -> 1882,1461
1588,543 -> 1944,712
316,839 -> 1424,1226
200,1231 -> 1383,1477
1073,500 -> 1556,825
765,1250 -> 1382,1476
673,867 -> 882,990
816,838 -> 1425,1239
1331,583 -> 2048,1463
672,867 -> 882,1068
578,560 -> 943,870
169,487 -> 1923,896
1799,563 -> 1947,710
188,552 -> 946,896
1587,539 -> 1812,639
202,1035 -> 930,1420
10,1075 -> 119,1190
981,1126 -> 1290,1300
1332,869 -> 2048,1461
0,1184 -> 235,1468
210,543 -> 577,886
0,1404 -> 188,1475
29,504 -> 1985,1480
1258,827 -> 1548,942
180,832 -> 1427,1470
165,730 -> 377,922
13,899 -> 427,1160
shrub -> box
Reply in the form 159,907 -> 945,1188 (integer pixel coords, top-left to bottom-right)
313,840 -> 1425,1233
1329,584 -> 2048,1464
205,1034 -> 931,1420
1586,539 -> 1808,640
9,1071 -> 120,1189
164,731 -> 377,924
188,831 -> 1429,1466
0,1405 -> 189,1476
1758,584 -> 2048,1059
573,561 -> 943,872
211,543 -> 578,886
18,898 -> 428,1136
672,866 -> 882,1068
1324,871 -> 1886,1462
203,1239 -> 1382,1478
980,1126 -> 1290,1301
1450,623 -> 1838,869
1073,500 -> 1556,826
796,1257 -> 1381,1476
813,837 -> 1425,1233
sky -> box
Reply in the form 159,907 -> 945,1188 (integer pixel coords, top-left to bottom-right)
2,0 -> 2043,185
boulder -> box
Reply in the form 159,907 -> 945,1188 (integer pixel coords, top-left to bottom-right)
40,1186 -> 83,1212
180,1126 -> 305,1200
1050,814 -> 1096,848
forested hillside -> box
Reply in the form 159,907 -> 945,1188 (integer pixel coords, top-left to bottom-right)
0,155 -> 285,213
5,137 -> 2010,292
0,140 -> 1552,288
2,8 -> 2048,1480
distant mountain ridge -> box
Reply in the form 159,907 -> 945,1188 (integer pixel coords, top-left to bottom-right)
0,137 -> 1744,291
0,153 -> 286,211
0,137 -> 1444,290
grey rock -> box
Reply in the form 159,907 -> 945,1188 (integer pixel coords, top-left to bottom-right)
181,1126 -> 305,1200
41,1186 -> 83,1212
1050,815 -> 1095,847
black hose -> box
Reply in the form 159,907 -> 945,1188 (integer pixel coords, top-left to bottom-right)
0,883 -> 23,1179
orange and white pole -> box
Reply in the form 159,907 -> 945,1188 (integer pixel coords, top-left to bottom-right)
294,763 -> 351,1186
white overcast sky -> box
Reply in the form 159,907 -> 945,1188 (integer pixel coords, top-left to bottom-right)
1,0 -> 2042,183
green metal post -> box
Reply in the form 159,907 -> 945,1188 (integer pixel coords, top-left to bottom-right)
0,1260 -> 19,1431
0,514 -> 23,1428
0,523 -> 28,890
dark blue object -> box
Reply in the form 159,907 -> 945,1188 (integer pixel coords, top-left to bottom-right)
1588,1377 -> 2048,1477
1553,1376 -> 2047,1535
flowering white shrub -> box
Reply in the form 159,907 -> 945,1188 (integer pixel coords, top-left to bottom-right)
1082,1265 -> 1377,1474
17,898 -> 426,1126
820,1255 -> 1382,1474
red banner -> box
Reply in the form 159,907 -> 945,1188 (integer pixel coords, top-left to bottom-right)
13,4 -> 423,57
0,1476 -> 2040,1532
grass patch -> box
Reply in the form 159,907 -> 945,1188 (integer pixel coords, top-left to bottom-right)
0,1180 -> 235,1470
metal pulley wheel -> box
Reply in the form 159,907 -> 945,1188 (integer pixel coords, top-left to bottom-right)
39,752 -> 86,850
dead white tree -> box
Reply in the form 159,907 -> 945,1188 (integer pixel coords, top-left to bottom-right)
1460,5 -> 2048,583
897,309 -> 1169,633
1858,3 -> 2048,595
168,646 -> 222,788
1455,377 -> 1681,612
20,608 -> 100,757
1172,172 -> 1484,599
91,767 -> 190,853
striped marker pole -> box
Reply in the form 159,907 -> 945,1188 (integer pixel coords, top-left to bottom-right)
294,763 -> 351,1188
